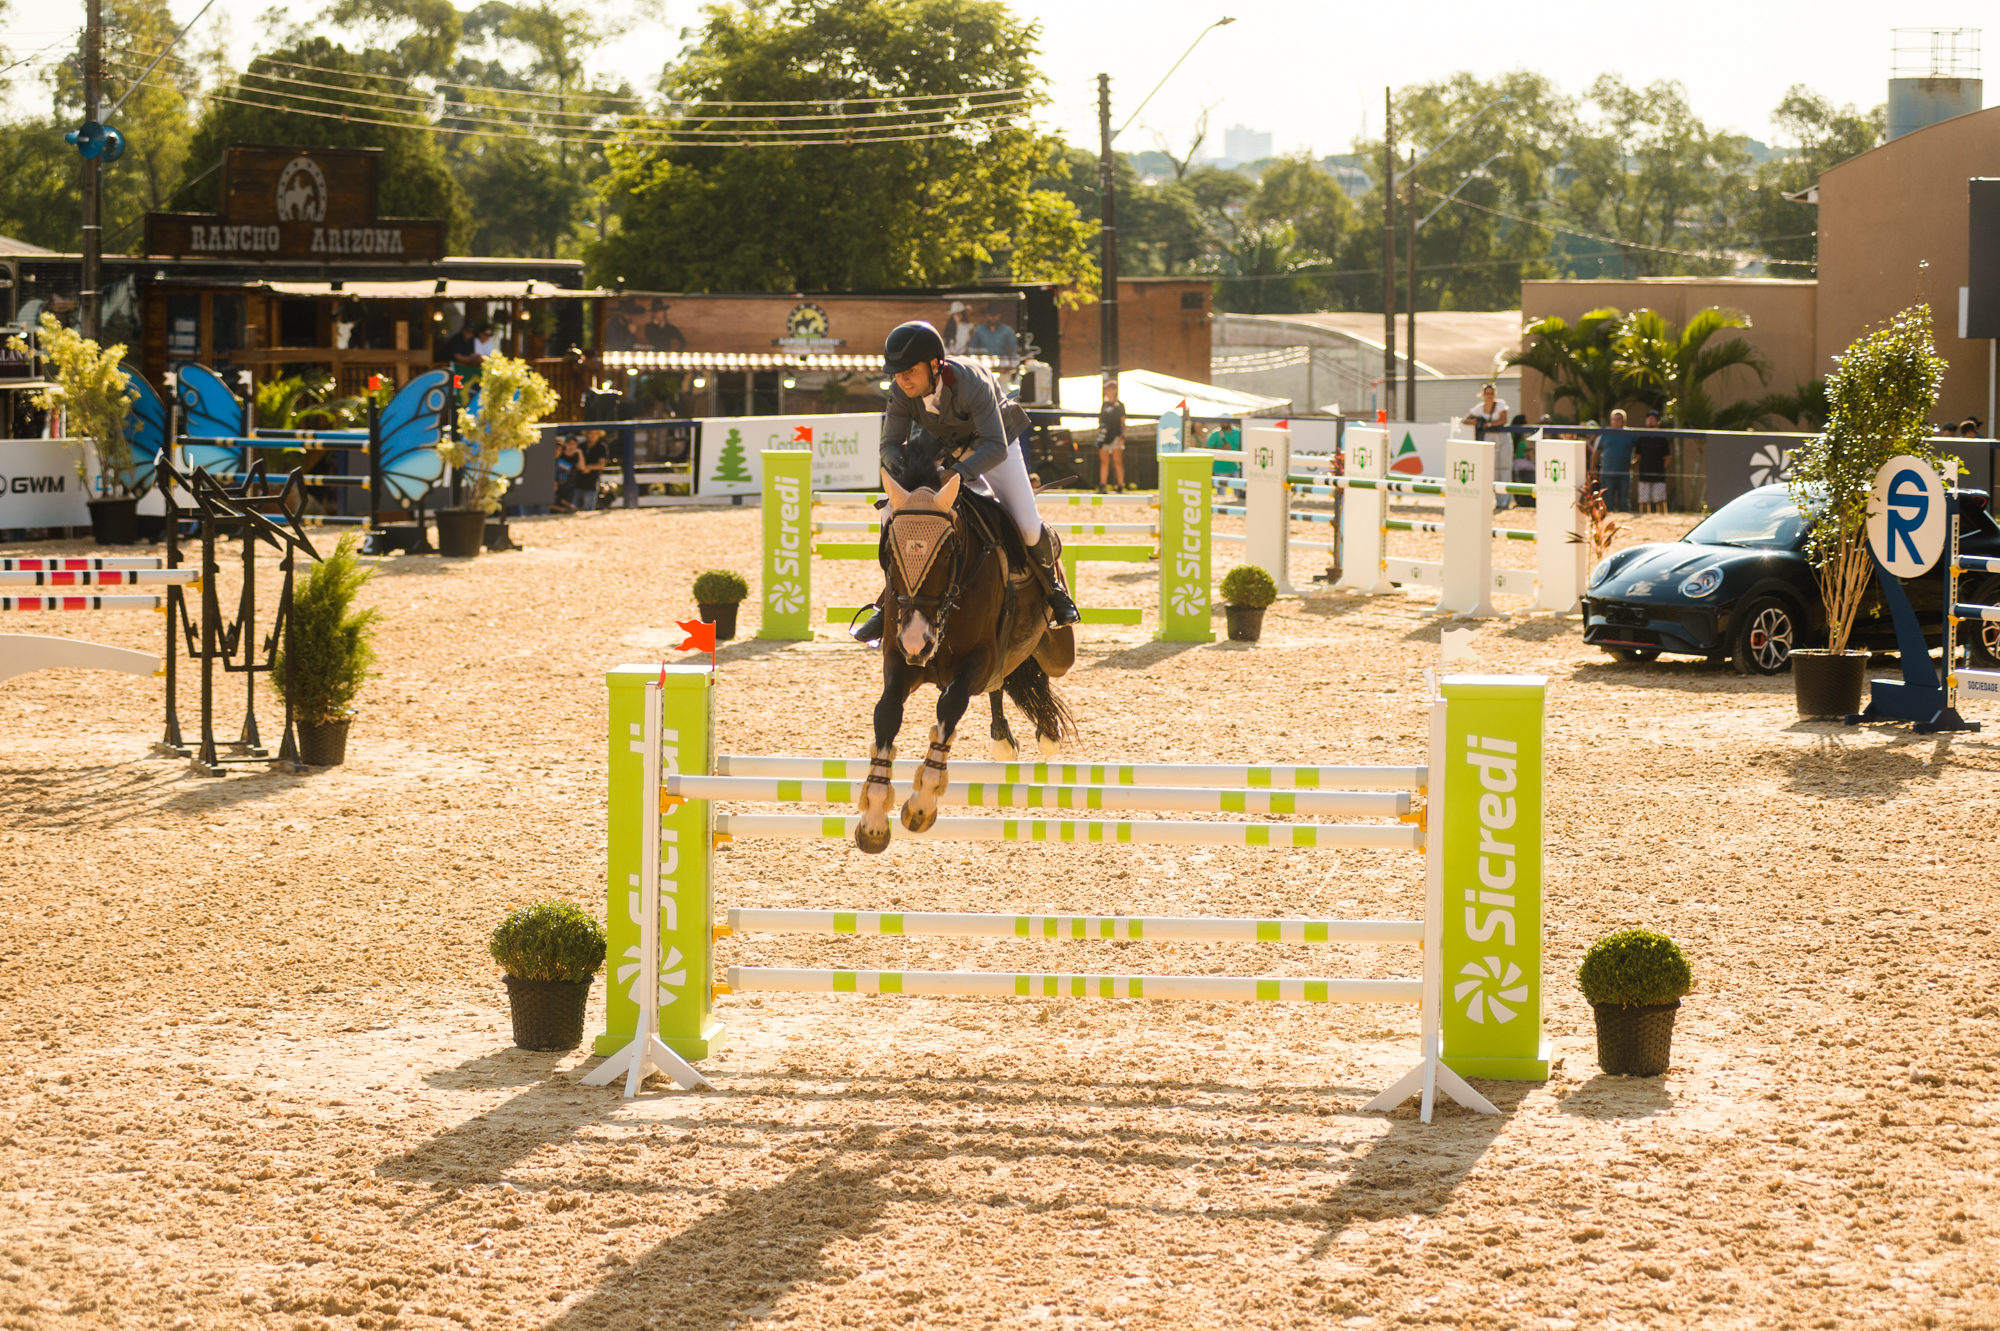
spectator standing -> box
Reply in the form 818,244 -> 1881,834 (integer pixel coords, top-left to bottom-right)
1633,410 -> 1673,515
1097,380 -> 1126,493
940,301 -> 973,354
1463,382 -> 1510,439
1597,409 -> 1635,512
1208,418 -> 1243,479
573,430 -> 609,511
552,434 -> 579,512
968,304 -> 1020,360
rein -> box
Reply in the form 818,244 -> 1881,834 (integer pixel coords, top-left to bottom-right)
884,498 -> 990,664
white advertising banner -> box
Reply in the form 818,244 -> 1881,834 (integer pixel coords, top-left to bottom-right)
1288,418 -> 1341,456
695,413 -> 882,496
1384,421 -> 1452,478
0,439 -> 94,528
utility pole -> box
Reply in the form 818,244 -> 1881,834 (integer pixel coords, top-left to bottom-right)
1381,88 -> 1396,421
1097,73 -> 1120,388
80,0 -> 103,341
1405,175 -> 1418,421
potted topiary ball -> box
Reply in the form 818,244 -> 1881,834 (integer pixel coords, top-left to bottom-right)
1577,928 -> 1694,1076
272,533 -> 382,766
489,900 -> 607,1051
1219,564 -> 1278,642
692,568 -> 751,641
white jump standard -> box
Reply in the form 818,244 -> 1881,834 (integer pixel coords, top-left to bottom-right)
595,666 -> 1552,1122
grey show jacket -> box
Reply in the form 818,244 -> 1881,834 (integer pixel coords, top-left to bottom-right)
880,356 -> 1029,484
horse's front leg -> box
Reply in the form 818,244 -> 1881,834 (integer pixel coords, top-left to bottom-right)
856,653 -> 914,854
901,654 -> 987,834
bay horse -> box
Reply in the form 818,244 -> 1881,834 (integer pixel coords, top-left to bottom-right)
855,467 -> 1076,853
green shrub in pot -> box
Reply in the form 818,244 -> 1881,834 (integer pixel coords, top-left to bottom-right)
272,533 -> 381,765
1219,564 -> 1278,609
490,900 -> 608,1051
1578,928 -> 1694,1076
692,568 -> 752,641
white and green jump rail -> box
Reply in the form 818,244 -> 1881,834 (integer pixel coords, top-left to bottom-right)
1221,427 -> 1589,616
756,449 -> 1218,642
592,664 -> 1550,1122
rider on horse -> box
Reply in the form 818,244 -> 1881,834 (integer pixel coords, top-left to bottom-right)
850,321 -> 1080,645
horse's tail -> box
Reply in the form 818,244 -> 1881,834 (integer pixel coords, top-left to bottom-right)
1003,655 -> 1074,742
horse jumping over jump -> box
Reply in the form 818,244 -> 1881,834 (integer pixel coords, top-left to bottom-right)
855,467 -> 1076,853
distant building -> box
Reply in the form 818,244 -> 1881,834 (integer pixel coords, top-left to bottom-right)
1210,125 -> 1273,170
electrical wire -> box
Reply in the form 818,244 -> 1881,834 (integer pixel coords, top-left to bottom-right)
0,30 -> 80,79
147,79 -> 1029,149
109,51 -> 1036,127
1416,183 -> 1815,268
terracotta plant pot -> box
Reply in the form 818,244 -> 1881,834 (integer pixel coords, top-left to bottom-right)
503,975 -> 594,1051
296,717 -> 352,766
87,496 -> 140,546
1224,605 -> 1266,642
1791,649 -> 1867,719
697,601 -> 741,641
1593,1000 -> 1680,1076
436,508 -> 486,557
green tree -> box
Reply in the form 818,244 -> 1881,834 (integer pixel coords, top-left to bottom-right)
592,0 -> 1096,294
1207,222 -> 1327,315
1742,87 -> 1883,277
1561,75 -> 1748,278
1615,307 -> 1772,428
182,39 -> 470,249
1243,154 -> 1352,267
1505,307 -> 1634,424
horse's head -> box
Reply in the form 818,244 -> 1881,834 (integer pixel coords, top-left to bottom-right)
881,467 -> 963,665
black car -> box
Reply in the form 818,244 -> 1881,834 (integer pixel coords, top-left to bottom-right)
1582,484 -> 2000,675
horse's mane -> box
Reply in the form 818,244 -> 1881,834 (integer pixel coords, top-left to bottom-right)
887,430 -> 950,493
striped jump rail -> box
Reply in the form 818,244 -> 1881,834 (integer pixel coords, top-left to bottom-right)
725,968 -> 1418,1004
814,491 -> 1160,508
723,908 -> 1422,944
713,754 -> 1428,791
1956,554 -> 2000,574
0,569 -> 197,587
1383,518 -> 1538,542
0,557 -> 163,571
1950,601 -> 2000,623
3,595 -> 163,611
714,812 -> 1421,850
667,774 -> 1411,818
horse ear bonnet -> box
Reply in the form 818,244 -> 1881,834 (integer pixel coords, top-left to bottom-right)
889,495 -> 955,593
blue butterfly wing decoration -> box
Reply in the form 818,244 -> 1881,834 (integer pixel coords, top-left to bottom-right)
459,383 -> 525,480
376,371 -> 450,505
175,363 -> 250,478
119,363 -> 166,493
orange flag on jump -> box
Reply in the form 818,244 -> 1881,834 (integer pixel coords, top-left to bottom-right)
676,619 -> 717,654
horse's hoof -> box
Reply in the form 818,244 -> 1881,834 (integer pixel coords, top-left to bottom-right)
854,820 -> 892,854
992,736 -> 1019,761
1037,732 -> 1062,758
899,799 -> 938,834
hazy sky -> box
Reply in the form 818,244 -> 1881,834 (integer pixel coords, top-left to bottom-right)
6,0 -> 1990,153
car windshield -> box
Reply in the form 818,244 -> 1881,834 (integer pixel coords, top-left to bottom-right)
1684,488 -> 1809,549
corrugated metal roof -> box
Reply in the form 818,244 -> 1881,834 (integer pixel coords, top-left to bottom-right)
0,234 -> 60,257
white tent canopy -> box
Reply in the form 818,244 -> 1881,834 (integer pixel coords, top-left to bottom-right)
1058,369 -> 1289,420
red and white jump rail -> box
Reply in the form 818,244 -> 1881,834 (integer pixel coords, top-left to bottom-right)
0,558 -> 177,682
590,664 -> 1553,1121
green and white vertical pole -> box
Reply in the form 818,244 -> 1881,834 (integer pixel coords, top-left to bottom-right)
587,665 -> 721,1095
1367,671 -> 1546,1120
759,450 -> 813,640
1156,451 -> 1215,642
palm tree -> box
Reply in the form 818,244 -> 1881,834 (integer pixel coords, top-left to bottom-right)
1755,378 -> 1830,431
1505,307 -> 1632,423
1615,308 -> 1773,429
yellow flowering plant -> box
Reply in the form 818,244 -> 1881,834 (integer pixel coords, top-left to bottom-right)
6,313 -> 140,496
441,355 -> 557,514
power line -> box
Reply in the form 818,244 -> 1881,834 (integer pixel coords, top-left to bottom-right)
151,79 -> 1031,150
1416,183 -> 1815,268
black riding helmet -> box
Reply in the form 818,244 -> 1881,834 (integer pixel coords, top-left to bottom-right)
883,320 -> 946,374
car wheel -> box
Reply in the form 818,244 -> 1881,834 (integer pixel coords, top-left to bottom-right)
1966,579 -> 2000,668
1731,596 -> 1798,676
1602,646 -> 1660,663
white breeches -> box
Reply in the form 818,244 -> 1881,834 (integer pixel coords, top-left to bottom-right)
964,440 -> 1043,544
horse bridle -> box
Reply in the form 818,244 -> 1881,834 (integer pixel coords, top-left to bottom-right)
883,494 -> 989,667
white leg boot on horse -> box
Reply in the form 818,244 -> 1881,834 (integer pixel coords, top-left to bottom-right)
854,742 -> 897,853
901,723 -> 954,833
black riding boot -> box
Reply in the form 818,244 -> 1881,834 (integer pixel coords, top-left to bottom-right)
851,594 -> 887,645
1028,529 -> 1081,627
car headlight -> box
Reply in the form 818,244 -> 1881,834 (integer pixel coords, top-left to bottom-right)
1680,567 -> 1723,598
1588,560 -> 1614,590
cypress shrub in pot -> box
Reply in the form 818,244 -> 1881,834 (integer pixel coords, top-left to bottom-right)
692,568 -> 751,641
489,901 -> 607,1051
1219,564 -> 1277,642
272,533 -> 381,766
1577,928 -> 1694,1076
